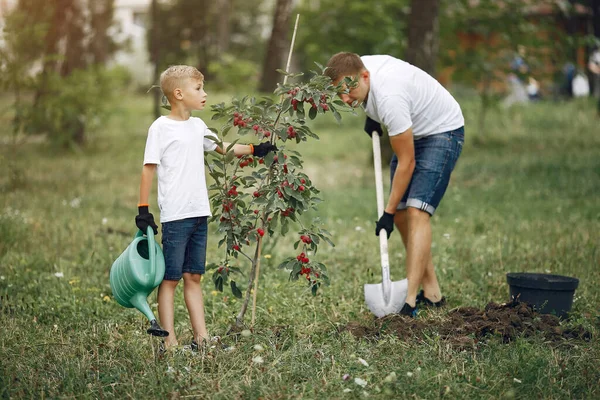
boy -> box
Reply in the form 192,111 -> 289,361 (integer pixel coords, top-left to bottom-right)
325,53 -> 464,317
136,65 -> 276,349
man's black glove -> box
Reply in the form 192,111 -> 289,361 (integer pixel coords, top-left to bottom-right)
136,205 -> 158,235
364,116 -> 383,138
252,142 -> 278,157
375,211 -> 395,239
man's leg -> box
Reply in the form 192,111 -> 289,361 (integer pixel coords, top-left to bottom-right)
183,272 -> 209,344
158,280 -> 179,347
395,209 -> 442,305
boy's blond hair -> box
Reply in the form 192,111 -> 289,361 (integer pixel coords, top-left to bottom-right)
325,52 -> 366,82
160,65 -> 204,100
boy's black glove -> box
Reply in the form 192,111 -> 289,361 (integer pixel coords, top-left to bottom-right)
252,142 -> 278,157
364,116 -> 383,137
136,205 -> 158,235
375,211 -> 395,239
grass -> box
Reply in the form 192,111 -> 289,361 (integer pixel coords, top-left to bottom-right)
0,92 -> 599,399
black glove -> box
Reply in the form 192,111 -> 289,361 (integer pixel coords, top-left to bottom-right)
135,205 -> 158,235
252,142 -> 278,157
364,116 -> 383,137
375,211 -> 395,239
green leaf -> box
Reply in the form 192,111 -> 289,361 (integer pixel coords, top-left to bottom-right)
230,281 -> 243,298
308,106 -> 317,120
311,284 -> 318,296
215,276 -> 224,292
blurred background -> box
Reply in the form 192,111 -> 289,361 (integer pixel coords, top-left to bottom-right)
0,0 -> 599,149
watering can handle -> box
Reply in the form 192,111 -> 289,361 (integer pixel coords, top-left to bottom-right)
372,133 -> 392,297
136,227 -> 157,280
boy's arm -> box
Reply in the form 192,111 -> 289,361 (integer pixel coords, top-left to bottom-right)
136,164 -> 159,235
214,142 -> 277,157
138,164 -> 157,205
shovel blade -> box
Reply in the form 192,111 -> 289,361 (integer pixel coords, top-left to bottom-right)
364,278 -> 408,318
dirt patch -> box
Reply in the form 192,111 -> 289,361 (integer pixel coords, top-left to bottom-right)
341,301 -> 592,348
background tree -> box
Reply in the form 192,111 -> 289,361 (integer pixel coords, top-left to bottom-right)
5,0 -> 123,148
259,0 -> 294,92
405,0 -> 440,76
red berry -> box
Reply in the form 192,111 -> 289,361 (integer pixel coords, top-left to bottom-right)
257,228 -> 265,237
233,244 -> 240,251
253,125 -> 259,131
254,209 -> 259,214
300,178 -> 306,184
298,185 -> 305,192
253,191 -> 261,198
259,159 -> 264,164
321,103 -> 329,111
218,266 -> 224,273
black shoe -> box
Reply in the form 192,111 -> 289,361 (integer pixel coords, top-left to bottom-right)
415,290 -> 446,308
399,302 -> 418,318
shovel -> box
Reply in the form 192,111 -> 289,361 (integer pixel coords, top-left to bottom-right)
364,132 -> 408,317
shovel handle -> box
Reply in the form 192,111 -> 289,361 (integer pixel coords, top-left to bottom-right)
372,133 -> 392,295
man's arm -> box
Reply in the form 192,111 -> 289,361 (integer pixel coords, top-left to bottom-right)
138,164 -> 157,205
385,127 -> 415,214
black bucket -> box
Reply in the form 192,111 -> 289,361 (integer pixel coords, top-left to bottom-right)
506,273 -> 579,318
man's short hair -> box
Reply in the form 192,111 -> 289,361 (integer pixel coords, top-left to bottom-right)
325,52 -> 366,81
160,65 -> 204,98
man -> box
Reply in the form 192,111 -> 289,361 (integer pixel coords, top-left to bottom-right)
325,52 -> 464,317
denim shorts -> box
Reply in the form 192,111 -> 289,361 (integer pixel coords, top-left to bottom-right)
161,216 -> 208,280
390,126 -> 464,216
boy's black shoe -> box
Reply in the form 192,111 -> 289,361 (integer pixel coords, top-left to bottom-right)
399,302 -> 418,318
416,290 -> 447,308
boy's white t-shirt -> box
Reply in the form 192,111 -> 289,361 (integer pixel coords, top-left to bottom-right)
362,55 -> 464,138
143,116 -> 218,223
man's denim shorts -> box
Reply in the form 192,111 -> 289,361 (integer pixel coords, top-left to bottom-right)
161,216 -> 208,280
390,126 -> 464,216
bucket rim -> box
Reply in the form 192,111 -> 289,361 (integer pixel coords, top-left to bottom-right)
506,272 -> 579,291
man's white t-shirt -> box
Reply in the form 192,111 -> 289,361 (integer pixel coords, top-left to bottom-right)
362,55 -> 464,139
143,116 -> 218,223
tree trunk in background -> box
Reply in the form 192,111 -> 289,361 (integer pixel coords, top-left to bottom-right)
89,0 -> 115,64
405,0 -> 440,77
259,0 -> 293,93
61,0 -> 87,77
151,0 -> 161,118
217,0 -> 231,54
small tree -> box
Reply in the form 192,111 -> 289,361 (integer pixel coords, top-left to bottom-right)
205,67 -> 347,328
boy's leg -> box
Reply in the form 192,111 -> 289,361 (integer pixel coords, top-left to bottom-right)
182,216 -> 209,345
160,219 -> 194,348
158,280 -> 179,347
182,272 -> 209,344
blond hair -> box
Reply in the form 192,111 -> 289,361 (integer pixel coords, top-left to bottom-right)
160,65 -> 204,99
325,52 -> 366,81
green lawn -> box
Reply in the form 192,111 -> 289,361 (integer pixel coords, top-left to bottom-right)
1,92 -> 599,399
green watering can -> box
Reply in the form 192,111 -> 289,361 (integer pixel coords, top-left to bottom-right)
109,226 -> 169,337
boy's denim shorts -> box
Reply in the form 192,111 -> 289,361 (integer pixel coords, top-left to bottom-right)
390,126 -> 464,216
161,216 -> 208,280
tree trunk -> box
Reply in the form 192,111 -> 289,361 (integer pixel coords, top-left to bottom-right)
404,0 -> 440,76
89,0 -> 115,65
259,0 -> 294,93
216,0 -> 231,54
151,0 -> 161,118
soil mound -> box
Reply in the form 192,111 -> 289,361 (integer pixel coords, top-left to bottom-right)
342,301 -> 592,348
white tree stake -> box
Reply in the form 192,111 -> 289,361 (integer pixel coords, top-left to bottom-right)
251,13 -> 300,328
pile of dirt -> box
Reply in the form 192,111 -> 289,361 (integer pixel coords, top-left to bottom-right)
342,301 -> 592,348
